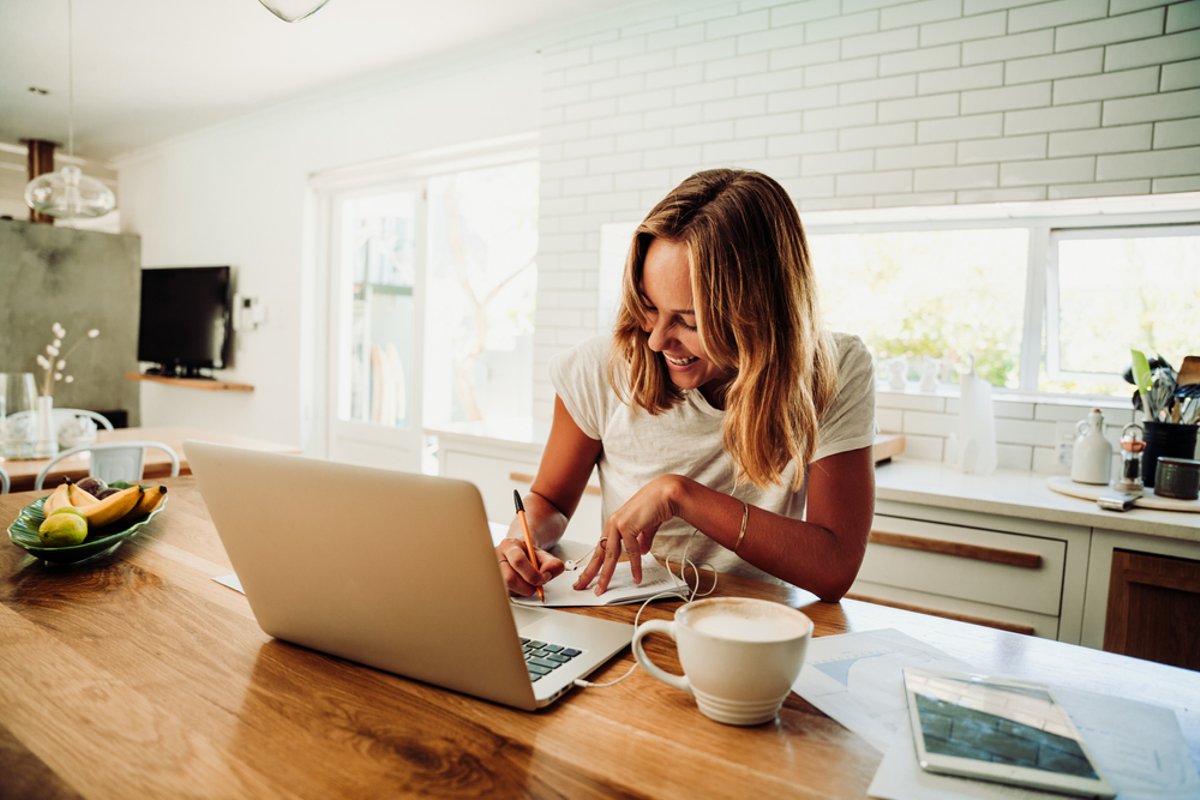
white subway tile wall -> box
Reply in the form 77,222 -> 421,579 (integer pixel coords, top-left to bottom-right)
532,0 -> 1200,466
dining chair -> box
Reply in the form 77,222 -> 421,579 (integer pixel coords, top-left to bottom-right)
0,464 -> 9,494
7,408 -> 115,431
34,441 -> 180,490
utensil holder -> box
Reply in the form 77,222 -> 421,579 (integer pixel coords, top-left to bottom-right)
1142,421 -> 1198,488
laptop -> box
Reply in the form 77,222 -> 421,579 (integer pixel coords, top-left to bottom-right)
184,440 -> 632,711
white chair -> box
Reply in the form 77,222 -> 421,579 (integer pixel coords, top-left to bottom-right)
0,464 -> 9,494
34,441 -> 180,490
7,408 -> 115,431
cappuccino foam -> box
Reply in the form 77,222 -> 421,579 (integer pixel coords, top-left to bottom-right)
688,604 -> 809,642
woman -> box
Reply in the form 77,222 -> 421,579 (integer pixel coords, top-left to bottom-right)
497,169 -> 875,602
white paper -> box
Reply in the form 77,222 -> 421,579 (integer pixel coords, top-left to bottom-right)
792,628 -> 973,752
511,552 -> 686,607
213,571 -> 244,593
869,688 -> 1199,800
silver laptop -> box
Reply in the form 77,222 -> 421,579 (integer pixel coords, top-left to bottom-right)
184,440 -> 632,711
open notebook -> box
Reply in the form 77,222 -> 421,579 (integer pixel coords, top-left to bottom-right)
512,553 -> 687,607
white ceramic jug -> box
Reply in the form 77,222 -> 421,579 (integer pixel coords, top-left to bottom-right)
1071,408 -> 1113,485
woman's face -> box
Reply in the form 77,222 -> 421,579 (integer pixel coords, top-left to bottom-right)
639,237 -> 734,402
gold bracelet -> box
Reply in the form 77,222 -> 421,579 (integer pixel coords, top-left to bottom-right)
734,502 -> 749,552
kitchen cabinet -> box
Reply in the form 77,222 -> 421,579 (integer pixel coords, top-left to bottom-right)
434,432 -> 602,544
848,499 -> 1091,641
1082,528 -> 1200,669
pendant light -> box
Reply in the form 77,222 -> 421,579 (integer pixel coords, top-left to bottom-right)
258,0 -> 331,22
24,0 -> 116,220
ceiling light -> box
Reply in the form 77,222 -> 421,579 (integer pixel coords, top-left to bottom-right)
257,0 -> 332,22
24,0 -> 115,220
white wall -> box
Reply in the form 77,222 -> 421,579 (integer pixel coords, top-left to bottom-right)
116,0 -> 1199,466
118,54 -> 542,447
531,0 -> 1200,430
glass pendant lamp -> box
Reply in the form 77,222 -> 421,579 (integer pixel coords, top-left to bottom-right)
258,0 -> 331,22
24,0 -> 116,220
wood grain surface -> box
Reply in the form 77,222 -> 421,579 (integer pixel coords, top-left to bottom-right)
2,478 -> 1197,799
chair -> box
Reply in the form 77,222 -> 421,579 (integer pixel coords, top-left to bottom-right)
0,464 -> 9,494
34,441 -> 180,490
7,408 -> 115,431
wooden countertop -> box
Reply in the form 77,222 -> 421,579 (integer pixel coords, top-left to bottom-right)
2,478 -> 1196,797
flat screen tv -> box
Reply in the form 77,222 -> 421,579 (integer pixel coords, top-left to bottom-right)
137,266 -> 234,378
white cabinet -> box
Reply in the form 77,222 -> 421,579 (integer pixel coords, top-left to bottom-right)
434,432 -> 602,545
849,500 -> 1092,642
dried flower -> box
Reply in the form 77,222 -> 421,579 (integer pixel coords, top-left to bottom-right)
34,322 -> 99,397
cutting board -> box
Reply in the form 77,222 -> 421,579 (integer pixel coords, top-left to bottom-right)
873,434 -> 905,464
1047,475 -> 1200,513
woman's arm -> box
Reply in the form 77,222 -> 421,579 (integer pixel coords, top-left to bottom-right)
576,445 -> 875,602
497,396 -> 602,595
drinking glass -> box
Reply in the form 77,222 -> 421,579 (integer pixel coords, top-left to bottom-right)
1,372 -> 38,458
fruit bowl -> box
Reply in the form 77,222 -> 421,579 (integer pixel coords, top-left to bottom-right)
7,487 -> 168,565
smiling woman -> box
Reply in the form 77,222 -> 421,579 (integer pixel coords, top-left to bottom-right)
496,169 -> 877,603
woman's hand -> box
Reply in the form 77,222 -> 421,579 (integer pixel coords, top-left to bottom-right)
497,538 -> 564,597
573,475 -> 682,595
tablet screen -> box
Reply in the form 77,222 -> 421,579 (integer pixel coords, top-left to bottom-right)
903,669 -> 1114,798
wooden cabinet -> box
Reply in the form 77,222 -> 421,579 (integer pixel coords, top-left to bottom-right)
1083,528 -> 1200,668
849,500 -> 1092,642
1102,549 -> 1200,669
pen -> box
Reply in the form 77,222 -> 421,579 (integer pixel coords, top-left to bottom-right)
513,490 -> 544,603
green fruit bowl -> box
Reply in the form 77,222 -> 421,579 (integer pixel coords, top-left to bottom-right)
7,485 -> 168,565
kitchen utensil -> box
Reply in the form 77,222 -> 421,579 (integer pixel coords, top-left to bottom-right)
1142,421 -> 1199,488
1071,408 -> 1113,485
1130,349 -> 1153,419
1177,355 -> 1200,387
1114,422 -> 1145,493
1149,366 -> 1177,422
1154,457 -> 1200,501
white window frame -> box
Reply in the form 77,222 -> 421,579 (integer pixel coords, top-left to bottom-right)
1046,223 -> 1200,384
308,134 -> 538,466
803,193 -> 1200,399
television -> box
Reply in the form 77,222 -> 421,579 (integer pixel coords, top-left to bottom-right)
137,266 -> 234,378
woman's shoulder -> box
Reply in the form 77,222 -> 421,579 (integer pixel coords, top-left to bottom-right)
827,331 -> 872,375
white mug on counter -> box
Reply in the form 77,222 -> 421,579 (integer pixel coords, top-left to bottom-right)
632,597 -> 812,725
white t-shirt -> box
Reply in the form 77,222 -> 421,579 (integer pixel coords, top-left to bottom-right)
550,332 -> 876,583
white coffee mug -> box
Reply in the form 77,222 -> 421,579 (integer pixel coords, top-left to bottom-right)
632,597 -> 812,725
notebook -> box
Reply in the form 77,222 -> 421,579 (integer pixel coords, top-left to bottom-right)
184,440 -> 633,711
512,552 -> 687,607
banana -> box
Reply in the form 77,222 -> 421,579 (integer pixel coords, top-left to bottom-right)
82,485 -> 143,529
127,485 -> 167,518
43,483 -> 72,515
69,484 -> 101,507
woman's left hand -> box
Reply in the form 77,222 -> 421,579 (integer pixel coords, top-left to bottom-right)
573,475 -> 682,595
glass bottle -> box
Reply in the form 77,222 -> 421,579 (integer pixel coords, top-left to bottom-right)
1114,423 -> 1145,493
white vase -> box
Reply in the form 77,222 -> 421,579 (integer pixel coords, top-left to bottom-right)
33,395 -> 58,458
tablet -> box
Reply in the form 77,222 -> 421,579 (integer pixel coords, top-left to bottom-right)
902,668 -> 1115,798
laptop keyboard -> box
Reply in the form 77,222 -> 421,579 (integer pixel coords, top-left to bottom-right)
521,637 -> 582,682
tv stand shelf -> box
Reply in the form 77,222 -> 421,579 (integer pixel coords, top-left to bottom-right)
126,371 -> 254,392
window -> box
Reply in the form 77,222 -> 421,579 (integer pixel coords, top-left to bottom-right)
809,228 -> 1029,388
1046,226 -> 1200,395
316,138 -> 538,468
807,201 -> 1200,398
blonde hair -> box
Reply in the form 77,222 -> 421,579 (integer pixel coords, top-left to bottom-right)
609,169 -> 838,489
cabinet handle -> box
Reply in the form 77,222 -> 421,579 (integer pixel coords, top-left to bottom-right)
509,472 -> 601,496
846,592 -> 1037,636
869,530 -> 1042,570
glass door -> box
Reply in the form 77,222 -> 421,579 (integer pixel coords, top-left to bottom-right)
326,185 -> 425,471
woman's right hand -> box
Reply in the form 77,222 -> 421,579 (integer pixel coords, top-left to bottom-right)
497,538 -> 564,597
